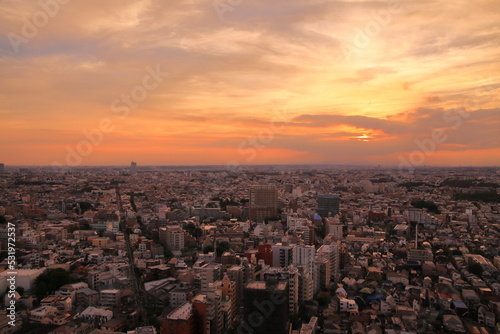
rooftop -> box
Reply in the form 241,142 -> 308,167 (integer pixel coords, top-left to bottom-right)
167,302 -> 192,321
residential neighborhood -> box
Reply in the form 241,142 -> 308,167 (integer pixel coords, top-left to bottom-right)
0,165 -> 499,334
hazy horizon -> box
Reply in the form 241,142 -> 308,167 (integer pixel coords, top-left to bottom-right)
3,163 -> 499,169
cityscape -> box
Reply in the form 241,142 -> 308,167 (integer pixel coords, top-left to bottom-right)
0,164 -> 499,333
1,0 -> 500,333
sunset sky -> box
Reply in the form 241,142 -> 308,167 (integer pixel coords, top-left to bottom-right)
1,0 -> 499,167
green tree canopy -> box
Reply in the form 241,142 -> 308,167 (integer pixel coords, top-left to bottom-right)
216,241 -> 230,257
468,263 -> 483,276
203,245 -> 214,254
34,268 -> 76,300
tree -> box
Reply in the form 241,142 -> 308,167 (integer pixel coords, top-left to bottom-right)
411,200 -> 440,214
164,249 -> 174,260
203,245 -> 215,254
0,215 -> 6,224
450,249 -> 463,256
35,281 -> 48,300
216,241 -> 230,257
185,223 -> 202,238
316,293 -> 331,307
468,263 -> 483,276
16,286 -> 24,296
78,202 -> 95,213
289,314 -> 301,330
34,268 -> 76,300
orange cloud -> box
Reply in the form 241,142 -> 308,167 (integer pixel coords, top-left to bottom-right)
0,0 -> 498,166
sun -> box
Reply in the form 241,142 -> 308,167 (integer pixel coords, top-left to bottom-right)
356,135 -> 371,142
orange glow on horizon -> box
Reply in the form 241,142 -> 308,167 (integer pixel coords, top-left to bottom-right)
0,1 -> 498,166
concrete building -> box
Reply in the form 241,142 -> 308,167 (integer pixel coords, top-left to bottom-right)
264,266 -> 300,315
292,245 -> 316,275
99,289 -> 121,307
200,263 -> 222,292
192,288 -> 224,334
408,248 -> 433,262
297,265 -> 314,303
159,226 -> 185,252
300,316 -> 318,334
317,194 -> 340,218
243,281 -> 289,334
313,257 -> 330,293
76,307 -> 113,325
227,265 -> 246,309
249,185 -> 278,221
317,241 -> 340,282
214,275 -> 236,332
161,302 -> 194,334
0,268 -> 45,292
272,243 -> 294,268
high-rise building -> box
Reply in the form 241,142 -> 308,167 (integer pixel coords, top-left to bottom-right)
313,257 -> 330,293
200,263 -> 222,292
325,217 -> 343,240
160,302 -> 194,334
296,265 -> 314,303
294,225 -> 315,245
316,241 -> 340,283
317,194 -> 340,218
214,275 -> 236,331
243,281 -> 289,334
159,226 -> 185,252
272,244 -> 294,268
227,265 -> 246,309
263,267 -> 299,315
249,185 -> 278,220
192,288 -> 224,334
0,163 -> 4,173
292,245 -> 315,275
130,161 -> 137,172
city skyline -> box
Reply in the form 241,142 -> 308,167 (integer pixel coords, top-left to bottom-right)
1,0 -> 499,166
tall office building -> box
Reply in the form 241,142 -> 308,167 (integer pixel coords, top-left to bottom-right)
0,163 -> 4,173
243,281 -> 289,334
272,244 -> 294,268
317,194 -> 340,218
130,161 -> 137,172
249,185 -> 278,220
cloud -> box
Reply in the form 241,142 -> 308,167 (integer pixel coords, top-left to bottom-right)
0,0 -> 498,165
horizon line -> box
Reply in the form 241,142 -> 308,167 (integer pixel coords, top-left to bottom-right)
2,163 -> 499,169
